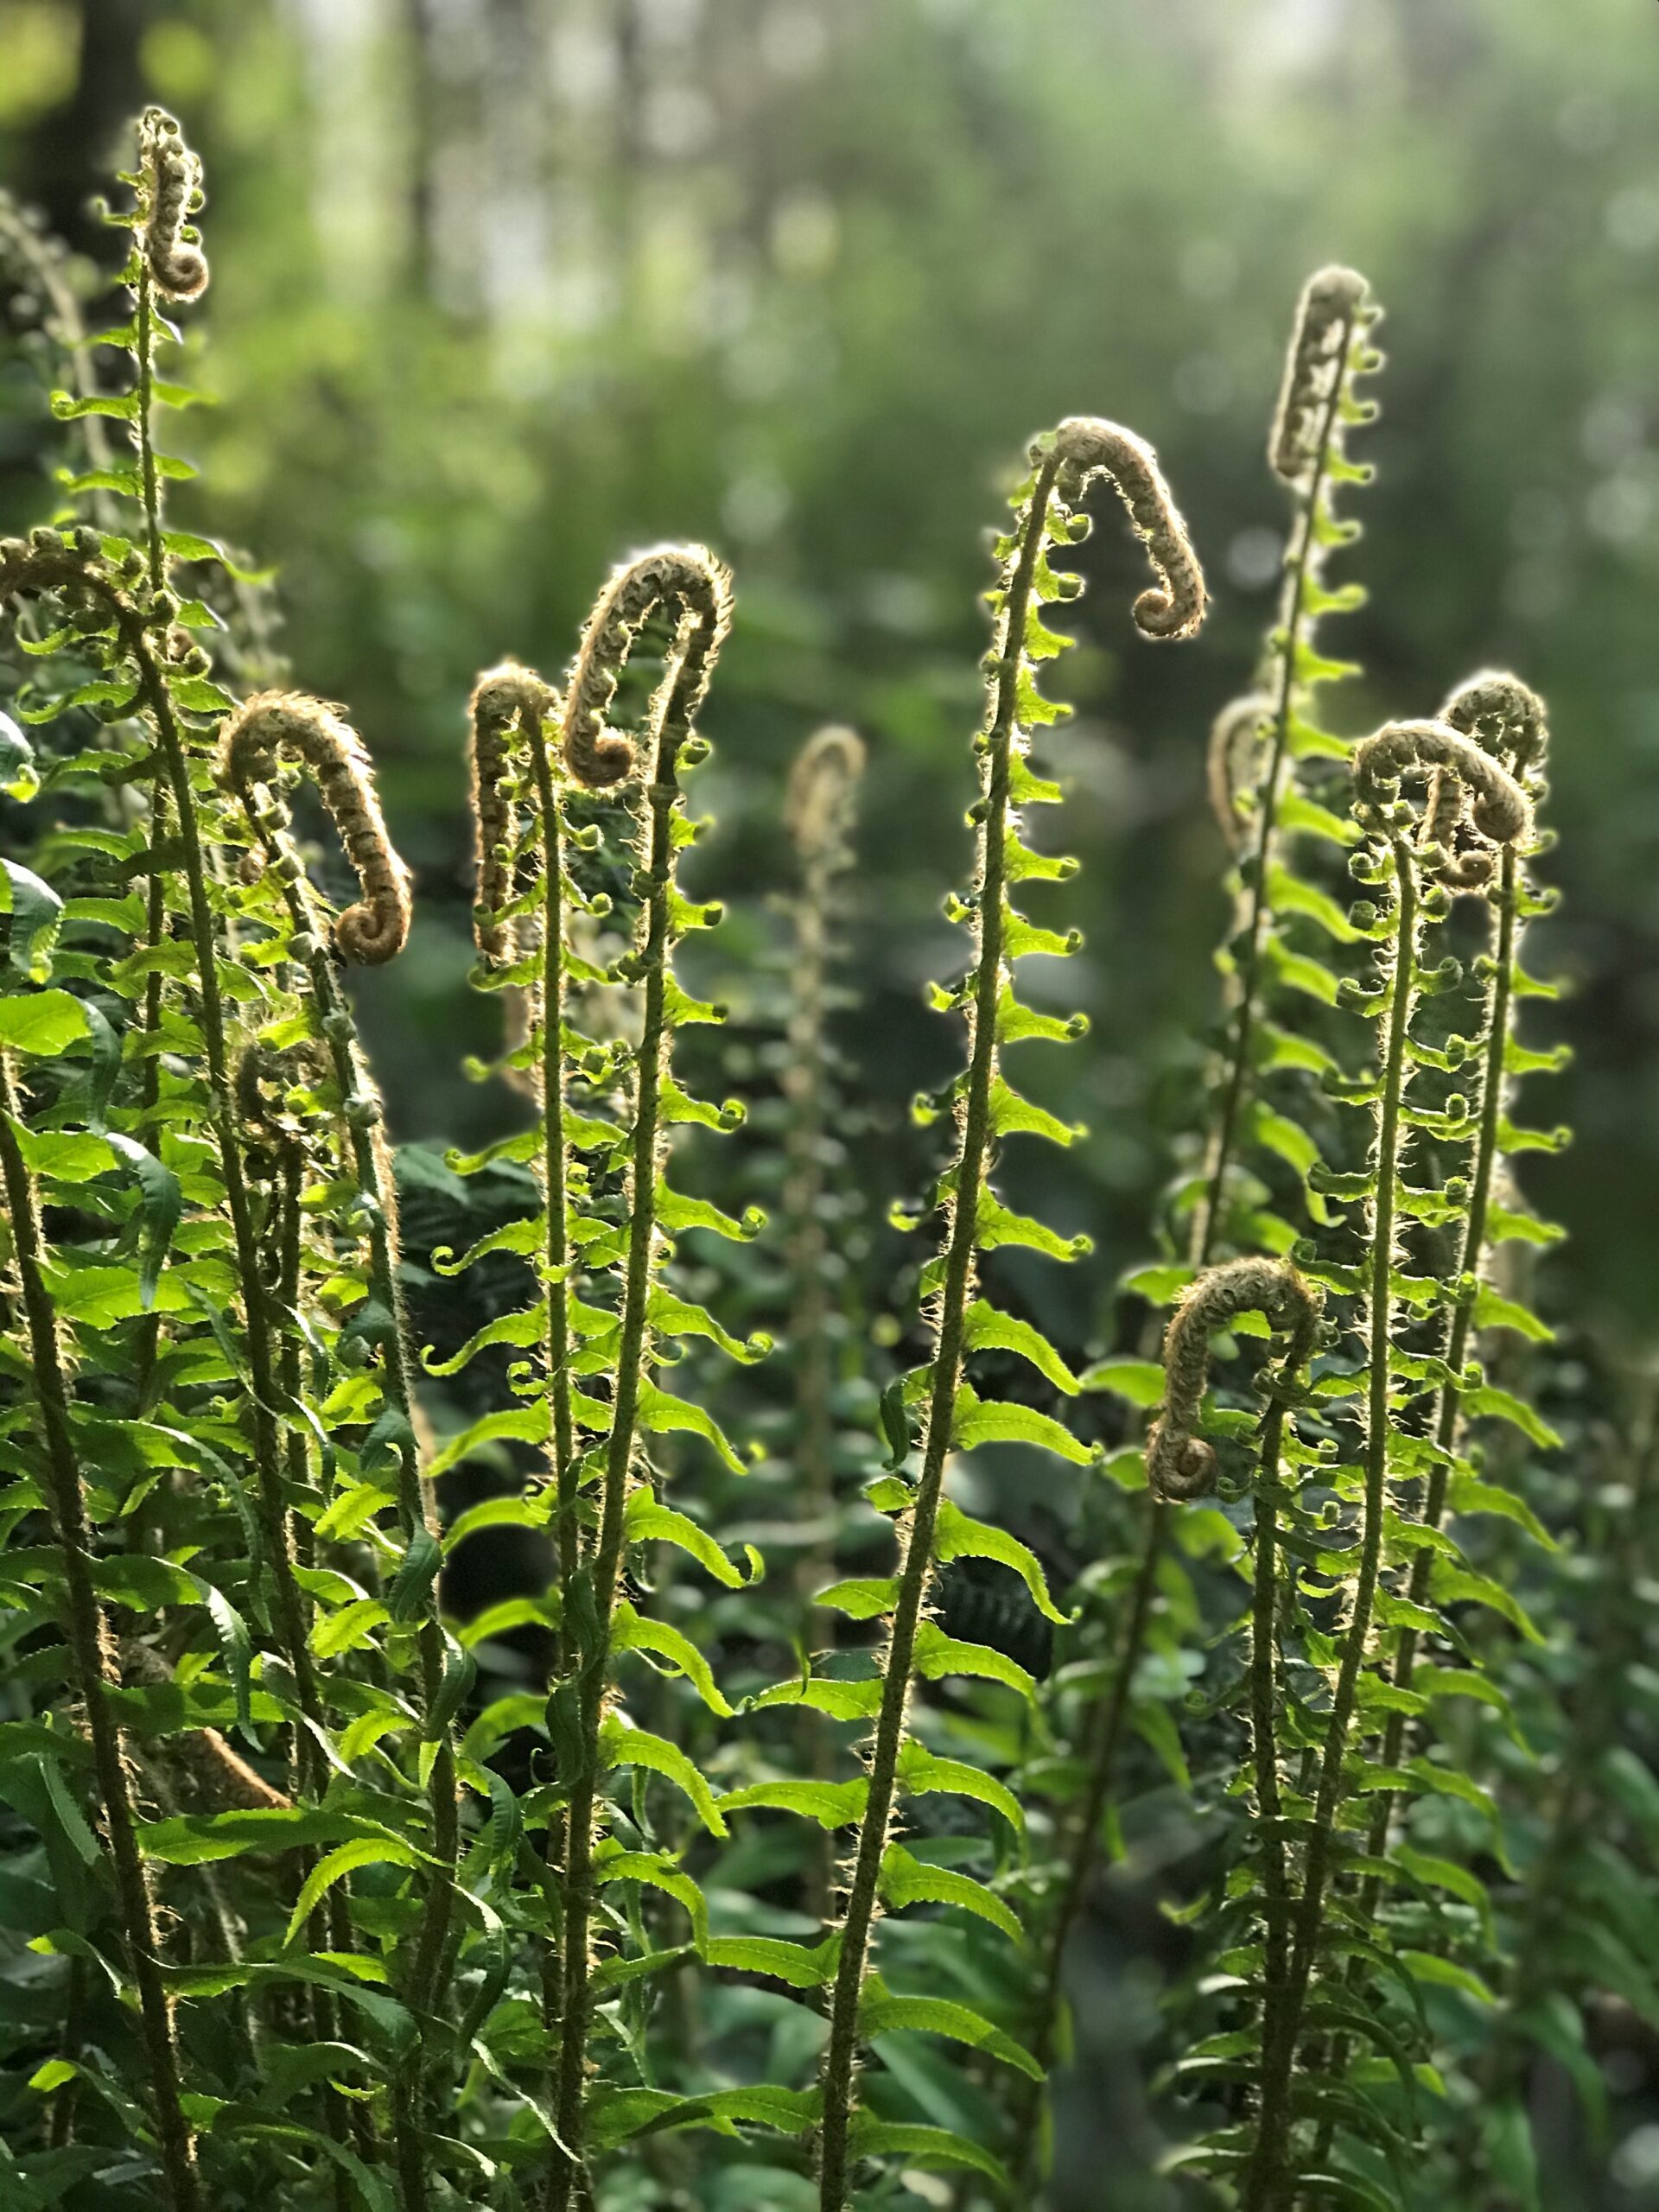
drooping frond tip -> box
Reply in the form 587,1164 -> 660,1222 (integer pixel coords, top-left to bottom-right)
218,690 -> 412,964
1269,264 -> 1370,482
1147,1258 -> 1321,1501
785,724 -> 866,858
561,543 -> 734,788
1052,417 -> 1207,641
468,661 -> 556,963
1207,692 -> 1273,849
1352,718 -> 1533,853
137,107 -> 208,303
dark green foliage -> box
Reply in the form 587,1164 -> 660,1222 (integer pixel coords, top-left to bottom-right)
0,99 -> 1642,2212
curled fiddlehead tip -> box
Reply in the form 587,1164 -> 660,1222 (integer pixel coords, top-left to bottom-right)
560,542 -> 734,789
137,107 -> 208,303
468,660 -> 556,964
1207,692 -> 1273,849
218,690 -> 413,964
786,724 -> 866,858
1051,416 -> 1207,641
1147,1258 -> 1322,1503
1352,717 -> 1533,855
1440,669 -> 1550,780
1270,263 -> 1372,482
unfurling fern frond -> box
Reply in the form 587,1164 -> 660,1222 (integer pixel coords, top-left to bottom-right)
1224,718 -> 1533,2211
536,545 -> 772,2212
1147,1256 -> 1322,1501
801,416 -> 1204,2212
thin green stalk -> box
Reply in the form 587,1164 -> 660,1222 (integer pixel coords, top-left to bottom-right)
131,256 -> 172,1410
0,543 -> 330,1790
221,695 -> 454,2212
784,728 -> 865,1919
1243,834 -> 1418,2212
549,554 -> 731,2212
1192,278 -> 1365,1269
817,452 -> 1061,2212
1361,847 -> 1514,1874
526,725 -> 580,1659
0,1052 -> 199,2212
134,257 -> 164,595
1010,1498 -> 1165,2166
468,666 -> 582,2082
1030,283 -> 1371,2133
1248,1391 -> 1296,2088
132,653 -> 327,1767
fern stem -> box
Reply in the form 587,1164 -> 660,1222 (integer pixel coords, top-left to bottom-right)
134,258 -> 164,594
1360,847 -> 1515,1878
817,452 -> 1062,2212
0,1053 -> 199,2212
1014,1494 -> 1166,2169
1249,1394 -> 1295,2084
1243,834 -> 1418,2212
520,699 -> 582,2098
228,742 -> 455,2212
783,730 -> 864,1916
1298,850 -> 1522,2179
130,256 -> 170,1408
1030,298 -> 1363,2148
1192,294 -> 1357,1272
115,612 -> 329,1783
548,690 -> 690,2212
524,717 -> 581,1663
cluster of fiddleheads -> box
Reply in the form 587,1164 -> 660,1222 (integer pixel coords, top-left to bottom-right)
0,109 -> 1618,2212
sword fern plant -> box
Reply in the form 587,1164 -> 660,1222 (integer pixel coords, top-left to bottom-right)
0,101 -> 1625,2212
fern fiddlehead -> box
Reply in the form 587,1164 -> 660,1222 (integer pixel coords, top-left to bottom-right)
216,691 -> 460,2212
462,658 -> 599,2083
1297,674 -> 1560,2182
0,531 -> 325,1786
814,417 -> 1204,2212
1239,718 -> 1530,2211
1361,675 -> 1552,1856
466,664 -> 585,1666
1153,1260 -> 1323,2096
1193,264 -> 1380,1268
543,544 -> 747,2212
1041,280 -> 1379,2164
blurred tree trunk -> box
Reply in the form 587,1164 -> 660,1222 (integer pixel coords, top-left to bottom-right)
402,0 -> 437,296
14,0 -> 146,249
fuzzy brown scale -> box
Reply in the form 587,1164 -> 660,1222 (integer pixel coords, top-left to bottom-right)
137,107 -> 209,302
1443,669 -> 1550,778
1207,690 -> 1274,849
1147,1256 -> 1322,1500
1053,416 -> 1206,639
217,690 -> 412,963
1352,716 -> 1532,849
786,722 -> 867,855
468,660 -> 557,960
1269,264 -> 1368,481
560,543 -> 733,788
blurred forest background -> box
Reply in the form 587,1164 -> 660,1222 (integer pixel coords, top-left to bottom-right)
4,0 -> 1659,1342
5,3 -> 1659,2206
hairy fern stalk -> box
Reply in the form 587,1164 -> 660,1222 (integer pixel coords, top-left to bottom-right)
0,110 -> 1612,2212
809,416 -> 1205,2210
1025,270 -> 1382,2176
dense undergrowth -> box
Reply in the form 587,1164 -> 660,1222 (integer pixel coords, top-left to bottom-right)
0,112 -> 1653,2212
